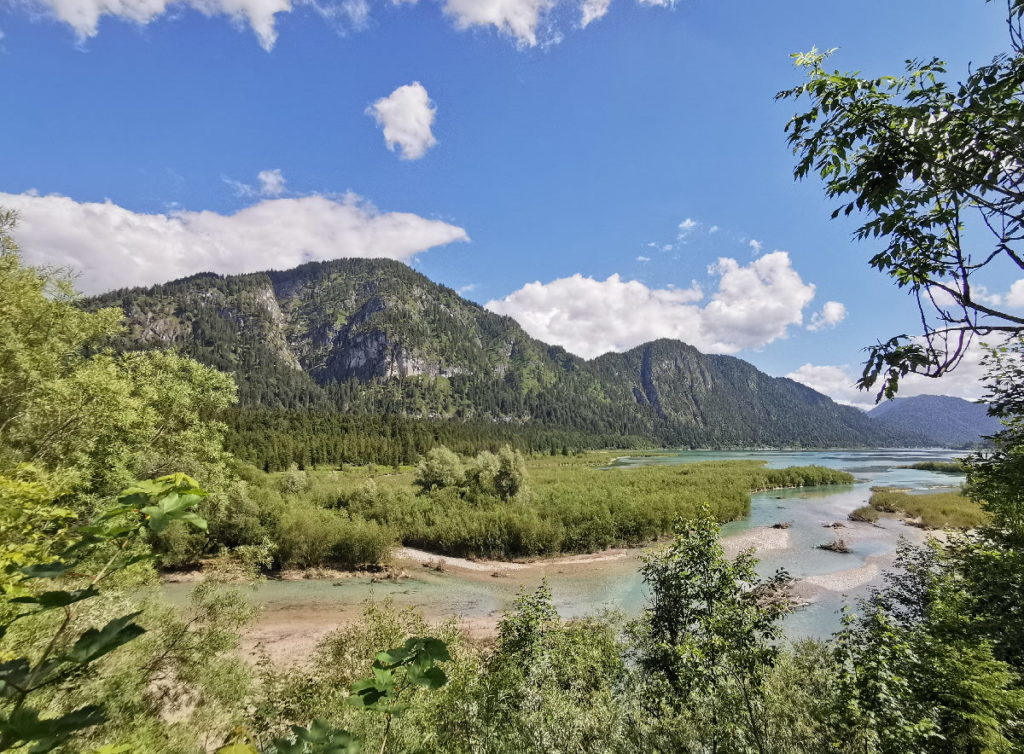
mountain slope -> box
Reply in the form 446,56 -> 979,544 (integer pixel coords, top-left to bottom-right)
90,258 -> 917,449
868,395 -> 1001,448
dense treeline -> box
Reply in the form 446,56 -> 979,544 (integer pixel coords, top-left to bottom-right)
223,408 -> 651,471
87,256 -> 912,451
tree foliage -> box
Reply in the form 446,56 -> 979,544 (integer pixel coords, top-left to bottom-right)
0,475 -> 210,753
779,2 -> 1024,397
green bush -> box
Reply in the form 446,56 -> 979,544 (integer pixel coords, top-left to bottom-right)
276,503 -> 394,568
867,488 -> 987,529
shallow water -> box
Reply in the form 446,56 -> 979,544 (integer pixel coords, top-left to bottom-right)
164,448 -> 966,642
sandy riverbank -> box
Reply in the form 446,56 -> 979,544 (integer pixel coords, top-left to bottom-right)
232,525 -> 810,662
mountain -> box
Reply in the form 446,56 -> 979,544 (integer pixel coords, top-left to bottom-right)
867,394 -> 1001,448
88,258 -> 918,463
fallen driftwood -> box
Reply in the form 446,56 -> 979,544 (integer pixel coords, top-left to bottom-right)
818,538 -> 852,554
371,568 -> 410,583
772,521 -> 792,529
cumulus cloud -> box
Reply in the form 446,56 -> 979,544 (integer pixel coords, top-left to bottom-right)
441,0 -> 556,47
367,82 -> 438,161
785,364 -> 874,410
1006,279 -> 1024,308
748,239 -> 763,254
24,0 -> 292,50
807,300 -> 846,331
16,0 -> 677,49
579,0 -> 610,26
787,338 -> 995,409
486,251 -> 817,359
2,190 -> 469,294
636,255 -> 651,262
257,169 -> 286,196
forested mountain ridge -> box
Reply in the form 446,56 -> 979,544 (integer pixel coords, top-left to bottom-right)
88,258 -> 919,453
868,394 -> 1002,448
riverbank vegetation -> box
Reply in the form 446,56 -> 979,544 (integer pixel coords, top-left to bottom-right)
855,487 -> 988,529
202,451 -> 854,567
900,461 -> 966,473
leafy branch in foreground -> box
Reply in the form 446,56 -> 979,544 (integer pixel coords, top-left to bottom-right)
0,474 -> 209,752
778,0 -> 1024,399
215,636 -> 451,754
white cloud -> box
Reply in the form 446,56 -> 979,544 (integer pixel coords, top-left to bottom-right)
15,0 -> 677,49
26,0 -> 291,50
636,255 -> 651,262
226,168 -> 287,198
785,364 -> 873,410
367,82 -> 438,161
1006,279 -> 1024,308
787,338 -> 995,409
807,300 -> 846,331
458,283 -> 477,293
748,239 -> 763,254
579,0 -> 609,26
257,169 -> 286,197
677,217 -> 697,237
2,190 -> 469,294
341,0 -> 370,26
486,251 -> 817,359
442,0 -> 556,47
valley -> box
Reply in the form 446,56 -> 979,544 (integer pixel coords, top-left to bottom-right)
163,447 -> 965,661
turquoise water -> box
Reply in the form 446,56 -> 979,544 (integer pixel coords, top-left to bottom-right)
165,449 -> 966,641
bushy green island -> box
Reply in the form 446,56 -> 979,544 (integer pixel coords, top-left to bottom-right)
850,487 -> 987,529
899,461 -> 967,473
232,452 -> 853,568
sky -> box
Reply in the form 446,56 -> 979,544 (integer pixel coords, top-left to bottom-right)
0,0 -> 1016,409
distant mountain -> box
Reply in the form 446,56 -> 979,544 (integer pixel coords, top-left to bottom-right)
89,258 -> 918,450
867,394 -> 1002,448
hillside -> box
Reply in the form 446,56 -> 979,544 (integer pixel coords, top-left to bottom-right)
868,394 -> 1001,448
88,258 -> 918,463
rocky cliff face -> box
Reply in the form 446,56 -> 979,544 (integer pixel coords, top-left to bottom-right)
89,259 -> 920,448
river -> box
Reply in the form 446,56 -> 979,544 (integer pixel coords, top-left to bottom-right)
164,448 -> 967,655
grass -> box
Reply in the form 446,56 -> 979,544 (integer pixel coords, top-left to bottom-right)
864,487 -> 987,529
267,452 -> 854,562
900,461 -> 966,473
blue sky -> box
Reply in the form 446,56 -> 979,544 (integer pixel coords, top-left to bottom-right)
0,0 -> 1013,406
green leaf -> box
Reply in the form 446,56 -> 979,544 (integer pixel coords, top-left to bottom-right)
418,665 -> 447,689
417,637 -> 451,662
18,561 -> 72,580
0,659 -> 31,699
11,588 -> 99,609
0,705 -> 105,753
62,612 -> 146,665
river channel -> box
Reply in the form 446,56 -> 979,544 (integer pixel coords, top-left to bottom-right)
164,448 -> 967,653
